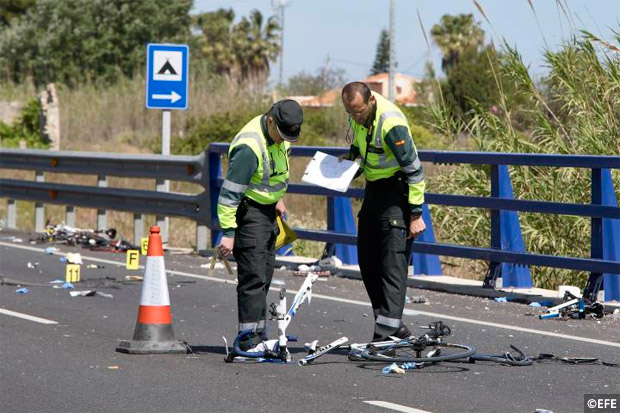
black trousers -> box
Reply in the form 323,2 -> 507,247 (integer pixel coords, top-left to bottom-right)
233,198 -> 278,335
357,173 -> 413,341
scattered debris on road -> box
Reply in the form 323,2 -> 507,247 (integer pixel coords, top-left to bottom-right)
69,290 -> 114,298
382,363 -> 405,375
406,295 -> 428,304
32,223 -> 136,252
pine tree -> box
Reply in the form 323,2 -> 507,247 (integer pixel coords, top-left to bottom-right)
370,28 -> 390,75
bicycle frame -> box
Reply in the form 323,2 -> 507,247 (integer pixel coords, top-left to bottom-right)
226,272 -> 319,362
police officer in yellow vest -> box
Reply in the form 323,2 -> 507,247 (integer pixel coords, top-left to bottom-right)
217,99 -> 303,351
340,82 -> 426,342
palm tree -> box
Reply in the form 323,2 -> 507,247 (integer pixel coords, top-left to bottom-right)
233,10 -> 280,89
194,8 -> 280,90
194,9 -> 236,75
430,14 -> 484,73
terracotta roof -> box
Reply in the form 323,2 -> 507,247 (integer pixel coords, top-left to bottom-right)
288,72 -> 421,107
364,72 -> 420,83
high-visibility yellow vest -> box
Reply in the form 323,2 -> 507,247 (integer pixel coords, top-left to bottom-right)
352,92 -> 411,181
228,115 -> 290,204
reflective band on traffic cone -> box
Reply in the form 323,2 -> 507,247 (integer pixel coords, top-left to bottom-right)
116,226 -> 186,354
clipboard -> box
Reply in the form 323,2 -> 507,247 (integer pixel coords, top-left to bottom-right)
276,216 -> 297,250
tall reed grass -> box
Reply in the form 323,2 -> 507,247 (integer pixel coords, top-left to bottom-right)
427,28 -> 619,289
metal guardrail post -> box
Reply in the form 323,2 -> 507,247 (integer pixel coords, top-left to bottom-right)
584,168 -> 604,302
34,171 -> 45,232
133,213 -> 143,246
601,169 -> 620,301
156,179 -> 169,244
196,224 -> 208,252
96,175 -> 107,231
322,196 -> 358,264
208,151 -> 222,247
496,165 -> 532,288
7,199 -> 17,228
65,206 -> 76,227
410,204 -> 443,275
322,196 -> 336,259
483,165 -> 502,288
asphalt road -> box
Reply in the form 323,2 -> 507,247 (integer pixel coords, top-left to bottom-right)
1,231 -> 619,413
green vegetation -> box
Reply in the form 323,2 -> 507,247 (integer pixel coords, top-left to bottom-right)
0,98 -> 48,148
371,28 -> 390,75
193,8 -> 280,91
0,0 -> 193,86
0,0 -> 34,27
430,14 -> 484,73
428,30 -> 620,289
280,64 -> 345,96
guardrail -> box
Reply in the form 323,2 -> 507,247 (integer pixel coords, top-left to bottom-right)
207,143 -> 620,302
1,146 -> 619,302
0,149 -> 211,247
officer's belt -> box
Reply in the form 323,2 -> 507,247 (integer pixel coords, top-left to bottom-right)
365,145 -> 384,154
365,172 -> 405,187
243,197 -> 277,209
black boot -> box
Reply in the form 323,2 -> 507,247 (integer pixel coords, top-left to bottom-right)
394,325 -> 412,339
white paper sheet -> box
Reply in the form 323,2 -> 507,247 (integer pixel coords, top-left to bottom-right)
301,151 -> 359,193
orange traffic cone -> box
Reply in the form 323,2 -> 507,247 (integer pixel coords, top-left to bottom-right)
116,226 -> 186,354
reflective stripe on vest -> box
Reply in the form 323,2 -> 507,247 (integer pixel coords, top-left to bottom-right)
232,131 -> 270,186
222,179 -> 248,193
229,116 -> 289,204
374,110 -> 406,147
248,181 -> 288,193
376,315 -> 401,328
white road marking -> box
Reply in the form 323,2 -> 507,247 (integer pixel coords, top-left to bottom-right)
2,241 -> 619,348
364,401 -> 432,413
0,308 -> 58,324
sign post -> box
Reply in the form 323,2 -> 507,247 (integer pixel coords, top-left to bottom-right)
145,43 -> 189,244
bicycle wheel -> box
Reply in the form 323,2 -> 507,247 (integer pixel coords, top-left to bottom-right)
360,341 -> 475,363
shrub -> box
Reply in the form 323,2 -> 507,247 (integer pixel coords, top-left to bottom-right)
0,98 -> 48,148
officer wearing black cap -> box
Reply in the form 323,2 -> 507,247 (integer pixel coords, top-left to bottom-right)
216,99 -> 303,353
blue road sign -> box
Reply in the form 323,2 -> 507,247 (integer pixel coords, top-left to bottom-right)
146,43 -> 189,110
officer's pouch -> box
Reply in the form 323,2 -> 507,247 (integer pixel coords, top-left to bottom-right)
234,237 -> 256,250
381,218 -> 407,232
395,171 -> 409,198
381,218 -> 408,250
236,198 -> 250,220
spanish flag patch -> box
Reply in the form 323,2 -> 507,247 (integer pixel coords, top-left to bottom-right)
395,139 -> 405,146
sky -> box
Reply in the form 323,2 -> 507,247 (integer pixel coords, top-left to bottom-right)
192,0 -> 620,86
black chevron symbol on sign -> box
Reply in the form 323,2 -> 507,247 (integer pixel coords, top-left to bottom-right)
158,60 -> 177,75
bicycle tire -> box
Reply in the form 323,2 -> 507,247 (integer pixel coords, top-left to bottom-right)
360,342 -> 475,363
469,355 -> 533,366
467,345 -> 532,366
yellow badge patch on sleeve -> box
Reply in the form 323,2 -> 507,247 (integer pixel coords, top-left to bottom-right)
395,139 -> 405,146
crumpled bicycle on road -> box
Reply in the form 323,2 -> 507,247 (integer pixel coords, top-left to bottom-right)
222,270 -> 532,368
344,321 -> 532,367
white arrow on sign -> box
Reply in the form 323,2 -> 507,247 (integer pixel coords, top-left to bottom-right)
152,91 -> 181,103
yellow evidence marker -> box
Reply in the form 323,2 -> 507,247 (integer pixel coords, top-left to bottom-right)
126,250 -> 140,270
275,216 -> 297,250
140,237 -> 149,255
65,264 -> 81,283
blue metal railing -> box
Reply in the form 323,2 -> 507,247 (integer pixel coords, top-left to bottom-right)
207,143 -> 620,302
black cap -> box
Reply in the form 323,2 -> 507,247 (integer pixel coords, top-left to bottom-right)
269,99 -> 303,142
